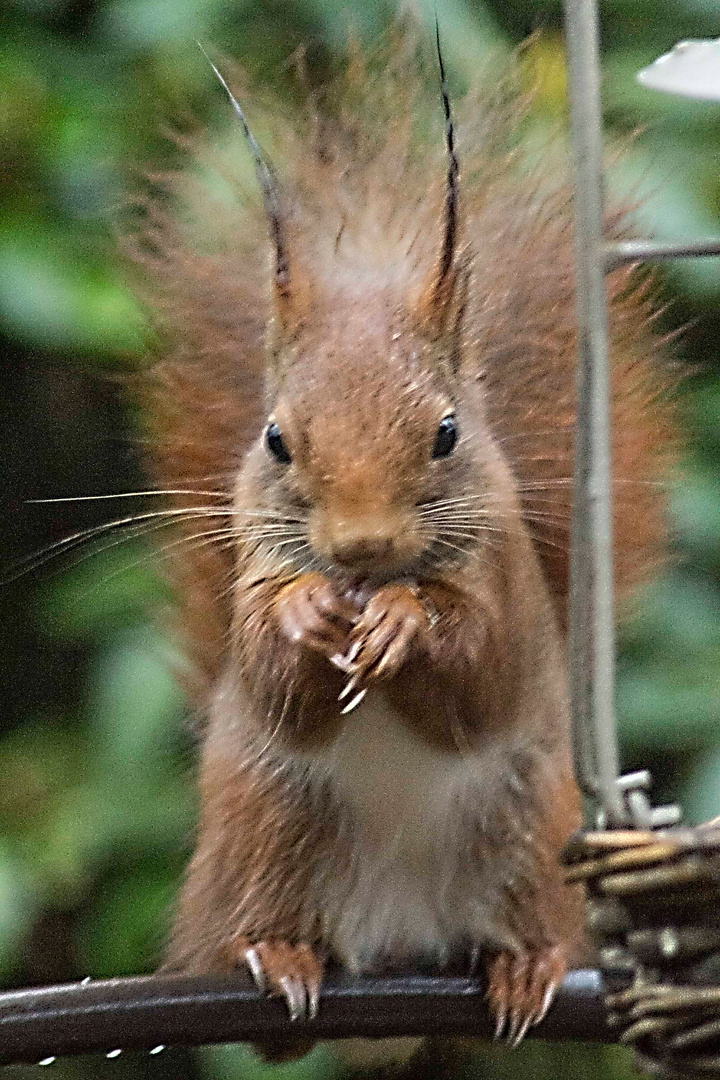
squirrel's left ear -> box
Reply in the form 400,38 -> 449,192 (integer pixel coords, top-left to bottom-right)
418,23 -> 467,349
199,46 -> 307,379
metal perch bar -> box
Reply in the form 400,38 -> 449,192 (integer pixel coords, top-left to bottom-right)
0,970 -> 609,1066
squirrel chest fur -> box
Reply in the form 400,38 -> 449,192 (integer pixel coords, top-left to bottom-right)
135,28 -> 673,1063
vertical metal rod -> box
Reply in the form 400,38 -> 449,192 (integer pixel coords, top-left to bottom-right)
563,0 -> 627,826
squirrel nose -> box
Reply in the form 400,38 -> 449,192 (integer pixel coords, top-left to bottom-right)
331,534 -> 395,567
320,513 -> 401,568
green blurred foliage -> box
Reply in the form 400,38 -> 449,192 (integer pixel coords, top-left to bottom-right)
1,0 -> 720,1078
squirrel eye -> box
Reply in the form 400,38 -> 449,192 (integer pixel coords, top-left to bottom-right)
266,422 -> 292,464
432,414 -> 458,459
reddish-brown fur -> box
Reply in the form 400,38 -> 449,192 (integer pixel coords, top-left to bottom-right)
129,29 -> 673,1066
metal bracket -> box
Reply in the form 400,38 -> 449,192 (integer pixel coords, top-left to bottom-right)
595,772 -> 681,831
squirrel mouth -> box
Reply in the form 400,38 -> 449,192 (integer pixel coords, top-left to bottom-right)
330,568 -> 420,602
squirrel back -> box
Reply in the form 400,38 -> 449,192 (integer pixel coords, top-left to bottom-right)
131,32 -> 672,707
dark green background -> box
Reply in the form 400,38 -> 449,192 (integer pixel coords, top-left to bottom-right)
2,0 -> 720,1076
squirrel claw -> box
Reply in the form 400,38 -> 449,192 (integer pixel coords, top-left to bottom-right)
486,947 -> 565,1047
338,672 -> 360,701
347,585 -> 427,685
279,975 -> 307,1022
307,977 -> 321,1020
275,574 -> 359,660
493,1004 -> 507,1041
534,980 -> 558,1026
340,687 -> 367,714
507,1011 -> 533,1049
235,938 -> 323,1022
244,946 -> 267,994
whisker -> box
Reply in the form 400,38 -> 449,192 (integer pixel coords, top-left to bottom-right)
432,527 -> 504,543
6,499 -> 310,585
3,507 -> 231,584
430,506 -> 573,526
418,494 -> 488,512
432,538 -> 499,572
515,479 -> 573,491
27,488 -> 229,504
73,527 -> 246,601
422,516 -> 506,531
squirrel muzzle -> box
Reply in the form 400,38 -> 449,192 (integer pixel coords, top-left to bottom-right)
311,504 -> 421,576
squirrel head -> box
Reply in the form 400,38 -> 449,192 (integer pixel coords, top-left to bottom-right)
235,254 -> 515,586
223,37 -> 516,586
264,279 -> 475,578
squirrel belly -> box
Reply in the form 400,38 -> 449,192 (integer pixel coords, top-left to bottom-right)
301,684 -> 569,974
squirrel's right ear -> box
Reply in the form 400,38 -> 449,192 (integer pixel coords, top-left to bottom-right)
199,46 -> 304,373
416,22 -> 466,348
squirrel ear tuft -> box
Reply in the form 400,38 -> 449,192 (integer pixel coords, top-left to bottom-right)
198,45 -> 302,364
419,20 -> 462,338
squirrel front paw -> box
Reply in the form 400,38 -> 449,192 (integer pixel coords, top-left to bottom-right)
233,936 -> 323,1021
342,585 -> 429,691
275,573 -> 359,661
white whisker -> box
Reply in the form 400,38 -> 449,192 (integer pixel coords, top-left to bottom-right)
27,488 -> 229,504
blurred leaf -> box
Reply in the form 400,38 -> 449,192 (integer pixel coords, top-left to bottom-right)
619,574 -> 720,655
203,1043 -> 342,1080
465,1039 -> 638,1080
611,139 -> 720,301
680,744 -> 720,826
606,48 -> 720,131
0,721 -> 84,832
85,625 -> 185,772
99,0 -> 239,46
76,868 -> 176,975
520,33 -> 568,116
0,230 -> 145,355
0,842 -> 37,977
40,541 -> 170,641
618,652 -> 720,749
671,472 -> 720,560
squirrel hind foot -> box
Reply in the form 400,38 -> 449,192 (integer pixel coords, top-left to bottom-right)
233,937 -> 323,1022
486,946 -> 566,1048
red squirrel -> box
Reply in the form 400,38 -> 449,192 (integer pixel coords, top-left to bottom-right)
131,26 -> 672,1065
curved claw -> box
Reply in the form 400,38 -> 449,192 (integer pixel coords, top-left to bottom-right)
307,976 -> 320,1021
279,975 -> 307,1022
244,946 -> 267,994
345,585 -> 428,688
486,947 -> 566,1047
494,1003 -> 508,1041
534,981 -> 558,1026
234,938 -> 323,1023
508,1011 -> 533,1049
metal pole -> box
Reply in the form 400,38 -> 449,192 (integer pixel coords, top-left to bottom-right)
563,0 -> 627,825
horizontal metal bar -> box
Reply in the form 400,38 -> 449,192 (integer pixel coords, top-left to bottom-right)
0,969 -> 610,1065
605,239 -> 720,268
